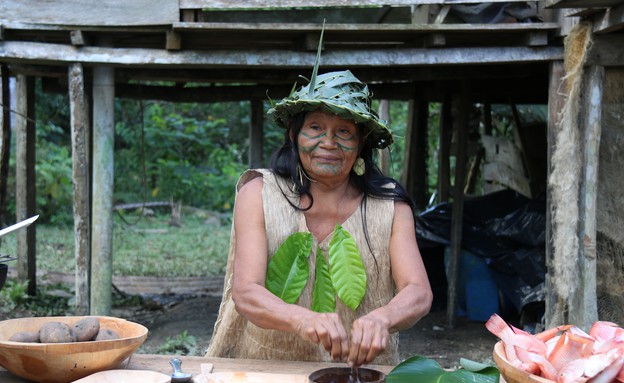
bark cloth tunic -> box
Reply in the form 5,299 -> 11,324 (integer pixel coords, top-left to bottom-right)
206,169 -> 399,365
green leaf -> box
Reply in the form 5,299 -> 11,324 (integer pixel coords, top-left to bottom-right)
312,249 -> 336,313
328,224 -> 366,311
387,355 -> 500,383
265,232 -> 313,304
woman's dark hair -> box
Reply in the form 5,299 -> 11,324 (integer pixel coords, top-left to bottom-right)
269,112 -> 414,211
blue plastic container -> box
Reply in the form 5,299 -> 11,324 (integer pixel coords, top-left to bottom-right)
444,248 -> 500,321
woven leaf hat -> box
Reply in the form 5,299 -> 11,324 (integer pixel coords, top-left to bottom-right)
267,25 -> 393,149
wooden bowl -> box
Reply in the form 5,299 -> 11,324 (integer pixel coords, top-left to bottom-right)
0,316 -> 148,383
492,341 -> 555,383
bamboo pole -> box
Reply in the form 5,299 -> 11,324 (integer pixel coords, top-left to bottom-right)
378,100 -> 390,176
69,63 -> 91,315
90,66 -> 115,315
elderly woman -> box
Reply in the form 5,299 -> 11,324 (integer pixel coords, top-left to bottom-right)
206,69 -> 432,367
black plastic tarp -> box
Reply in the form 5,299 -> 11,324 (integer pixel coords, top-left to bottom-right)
416,189 -> 546,314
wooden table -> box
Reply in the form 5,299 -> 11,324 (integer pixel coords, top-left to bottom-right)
0,353 -> 394,382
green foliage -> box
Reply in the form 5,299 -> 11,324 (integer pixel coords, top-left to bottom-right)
0,280 -> 71,317
328,224 -> 366,311
0,279 -> 29,305
154,330 -> 198,356
265,232 -> 313,303
387,355 -> 499,383
312,248 -> 335,313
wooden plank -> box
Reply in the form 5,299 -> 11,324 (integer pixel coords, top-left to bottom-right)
569,65 -> 603,330
0,0 -> 178,26
68,63 -> 90,316
14,74 -> 37,296
482,162 -> 531,197
90,66 -> 115,316
0,41 -> 564,67
180,0 -> 533,9
0,65 -> 10,226
481,135 -> 525,174
172,21 -> 560,33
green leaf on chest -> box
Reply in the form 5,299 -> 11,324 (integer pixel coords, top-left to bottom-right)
265,231 -> 313,304
312,248 -> 336,312
328,223 -> 366,311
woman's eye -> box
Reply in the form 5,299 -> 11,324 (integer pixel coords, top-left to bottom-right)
337,129 -> 354,139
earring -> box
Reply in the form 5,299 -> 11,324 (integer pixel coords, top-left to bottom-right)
296,163 -> 305,186
353,157 -> 366,176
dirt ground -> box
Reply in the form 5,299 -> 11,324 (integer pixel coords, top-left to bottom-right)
110,275 -> 500,369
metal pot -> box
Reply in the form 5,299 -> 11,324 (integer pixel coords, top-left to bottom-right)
308,367 -> 386,383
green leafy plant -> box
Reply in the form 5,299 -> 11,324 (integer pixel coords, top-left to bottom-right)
155,330 -> 198,356
312,249 -> 335,312
387,355 -> 500,383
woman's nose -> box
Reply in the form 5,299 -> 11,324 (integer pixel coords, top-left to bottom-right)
319,131 -> 339,148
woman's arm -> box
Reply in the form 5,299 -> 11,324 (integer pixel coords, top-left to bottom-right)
348,200 -> 433,366
231,177 -> 349,361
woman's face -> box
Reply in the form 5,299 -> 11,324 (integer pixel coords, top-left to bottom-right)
296,111 -> 361,181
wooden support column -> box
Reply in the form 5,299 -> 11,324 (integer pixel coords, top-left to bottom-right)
14,74 -> 36,296
249,100 -> 264,168
446,80 -> 470,328
0,65 -> 11,227
438,92 -> 452,203
90,66 -> 114,316
545,61 -> 566,329
69,63 -> 91,315
569,65 -> 603,329
377,100 -> 390,175
401,93 -> 429,211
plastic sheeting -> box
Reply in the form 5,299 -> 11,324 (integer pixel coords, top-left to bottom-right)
416,189 -> 546,314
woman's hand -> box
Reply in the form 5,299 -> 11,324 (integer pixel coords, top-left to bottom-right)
296,312 -> 349,362
347,313 -> 391,367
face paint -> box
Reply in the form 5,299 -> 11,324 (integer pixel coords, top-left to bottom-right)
297,112 -> 361,178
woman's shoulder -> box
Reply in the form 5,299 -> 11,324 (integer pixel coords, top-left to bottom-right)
236,169 -> 292,195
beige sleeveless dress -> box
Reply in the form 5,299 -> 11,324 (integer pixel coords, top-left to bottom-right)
205,169 -> 399,365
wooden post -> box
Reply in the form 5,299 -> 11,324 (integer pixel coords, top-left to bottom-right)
249,100 -> 264,168
90,66 -> 115,316
438,92 -> 452,203
570,65 -> 603,330
446,80 -> 470,328
69,63 -> 91,315
14,74 -> 37,296
401,94 -> 429,210
377,100 -> 390,176
545,61 -> 566,329
0,65 -> 11,227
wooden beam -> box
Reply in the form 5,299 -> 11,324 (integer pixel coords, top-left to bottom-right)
70,30 -> 88,46
14,74 -> 37,296
545,0 -> 623,9
181,0 -> 534,9
69,63 -> 91,316
590,2 -> 624,34
0,0 -> 179,26
90,66 -> 115,316
437,92 -> 452,203
0,65 -> 10,226
0,41 -> 564,67
166,30 -> 182,50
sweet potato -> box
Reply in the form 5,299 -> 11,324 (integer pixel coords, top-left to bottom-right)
94,328 -> 120,341
9,331 -> 40,343
39,321 -> 74,343
72,317 -> 100,342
